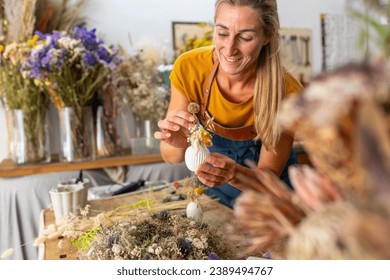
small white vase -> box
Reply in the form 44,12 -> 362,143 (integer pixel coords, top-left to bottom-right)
186,201 -> 203,221
49,178 -> 90,223
184,145 -> 210,172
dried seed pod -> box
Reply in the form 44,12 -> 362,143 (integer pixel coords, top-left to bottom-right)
187,102 -> 200,114
1,248 -> 15,259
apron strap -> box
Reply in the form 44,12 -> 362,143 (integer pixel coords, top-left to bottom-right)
200,60 -> 219,119
198,55 -> 257,141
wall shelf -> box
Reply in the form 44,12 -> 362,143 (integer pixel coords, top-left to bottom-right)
0,154 -> 163,178
0,143 -> 309,178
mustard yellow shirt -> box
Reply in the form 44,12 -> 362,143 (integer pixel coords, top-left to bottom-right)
170,46 -> 302,128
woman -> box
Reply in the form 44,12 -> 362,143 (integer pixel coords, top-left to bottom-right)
154,0 -> 302,208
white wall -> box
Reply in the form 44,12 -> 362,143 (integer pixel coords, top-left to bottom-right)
278,0 -> 351,74
81,0 -> 351,74
0,0 -> 353,161
80,0 -> 215,62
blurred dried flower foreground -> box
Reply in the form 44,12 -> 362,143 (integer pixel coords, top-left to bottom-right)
231,60 -> 390,260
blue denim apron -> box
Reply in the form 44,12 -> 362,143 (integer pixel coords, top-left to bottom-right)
199,56 -> 297,208
204,132 -> 297,209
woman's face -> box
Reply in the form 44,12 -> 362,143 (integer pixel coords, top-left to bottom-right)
213,4 -> 269,76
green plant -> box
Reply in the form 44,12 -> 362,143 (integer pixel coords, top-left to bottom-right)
349,0 -> 390,57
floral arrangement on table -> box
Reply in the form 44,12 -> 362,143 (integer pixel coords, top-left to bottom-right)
77,209 -> 235,260
112,49 -> 170,123
173,175 -> 207,221
181,103 -> 213,221
0,35 -> 51,163
21,25 -> 122,162
27,197 -> 238,260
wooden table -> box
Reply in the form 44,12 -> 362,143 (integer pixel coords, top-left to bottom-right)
40,183 -> 236,260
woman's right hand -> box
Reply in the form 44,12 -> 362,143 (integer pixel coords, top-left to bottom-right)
154,109 -> 196,149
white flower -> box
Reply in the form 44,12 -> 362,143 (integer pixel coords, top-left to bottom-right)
112,244 -> 122,255
187,229 -> 198,237
201,236 -> 208,248
155,246 -> 163,255
130,247 -> 141,257
147,246 -> 155,254
192,238 -> 205,250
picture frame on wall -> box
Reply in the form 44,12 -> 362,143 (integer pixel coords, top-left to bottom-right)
171,21 -> 213,57
279,27 -> 312,86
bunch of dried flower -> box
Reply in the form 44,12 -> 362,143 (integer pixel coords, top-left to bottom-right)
0,0 -> 86,45
186,102 -> 213,150
232,62 -> 390,260
28,188 -> 238,260
112,48 -> 170,122
77,209 -> 237,260
180,176 -> 205,203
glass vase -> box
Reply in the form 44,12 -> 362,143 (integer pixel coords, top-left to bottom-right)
7,109 -> 51,164
131,117 -> 160,155
96,105 -> 122,157
58,106 -> 95,162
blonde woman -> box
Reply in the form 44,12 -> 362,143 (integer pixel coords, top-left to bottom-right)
155,0 -> 302,208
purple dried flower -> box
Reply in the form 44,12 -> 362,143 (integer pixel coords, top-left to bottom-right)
209,252 -> 219,260
178,238 -> 192,257
21,25 -> 122,107
83,51 -> 97,67
264,251 -> 271,259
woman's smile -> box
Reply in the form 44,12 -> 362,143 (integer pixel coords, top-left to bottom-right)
213,4 -> 268,76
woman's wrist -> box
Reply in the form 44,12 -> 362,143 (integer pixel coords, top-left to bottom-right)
227,162 -> 245,187
228,163 -> 260,192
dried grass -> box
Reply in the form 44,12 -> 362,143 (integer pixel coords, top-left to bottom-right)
0,0 -> 86,45
21,0 -> 36,40
3,0 -> 24,43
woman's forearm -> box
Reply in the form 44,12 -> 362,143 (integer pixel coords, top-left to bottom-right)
160,141 -> 186,163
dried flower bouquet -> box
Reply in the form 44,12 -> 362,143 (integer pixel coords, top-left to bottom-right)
77,209 -> 236,260
112,49 -> 170,122
0,36 -> 51,163
21,25 -> 122,161
31,182 -> 238,260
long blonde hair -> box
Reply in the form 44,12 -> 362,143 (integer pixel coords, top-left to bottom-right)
214,0 -> 284,151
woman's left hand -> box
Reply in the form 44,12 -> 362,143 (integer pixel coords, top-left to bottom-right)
195,153 -> 237,187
